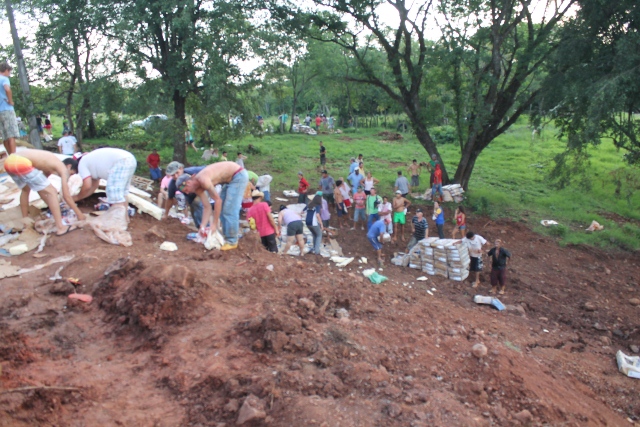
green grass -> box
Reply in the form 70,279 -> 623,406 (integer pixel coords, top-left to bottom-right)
82,122 -> 640,251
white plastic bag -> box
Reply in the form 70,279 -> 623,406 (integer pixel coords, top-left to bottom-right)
87,205 -> 132,246
616,350 -> 640,379
204,229 -> 225,250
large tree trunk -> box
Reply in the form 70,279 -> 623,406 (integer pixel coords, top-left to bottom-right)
403,104 -> 450,184
5,0 -> 42,149
289,96 -> 298,133
453,137 -> 483,190
65,75 -> 76,135
173,90 -> 187,163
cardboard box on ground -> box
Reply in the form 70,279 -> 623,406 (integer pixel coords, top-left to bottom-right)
392,238 -> 470,281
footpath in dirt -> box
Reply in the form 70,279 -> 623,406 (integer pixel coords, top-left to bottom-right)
0,197 -> 639,427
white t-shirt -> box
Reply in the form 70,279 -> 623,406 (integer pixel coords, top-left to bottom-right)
256,174 -> 272,192
57,136 -> 76,155
463,235 -> 487,258
78,148 -> 134,180
379,202 -> 392,220
339,183 -> 351,200
68,135 -> 77,144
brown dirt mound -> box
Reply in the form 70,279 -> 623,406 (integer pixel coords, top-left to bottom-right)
96,260 -> 204,345
0,329 -> 37,365
377,131 -> 403,141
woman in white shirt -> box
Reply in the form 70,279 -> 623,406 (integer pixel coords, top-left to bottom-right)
363,172 -> 379,195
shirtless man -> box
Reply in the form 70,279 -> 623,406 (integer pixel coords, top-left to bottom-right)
4,149 -> 85,235
391,190 -> 411,242
408,159 -> 421,190
179,161 -> 249,250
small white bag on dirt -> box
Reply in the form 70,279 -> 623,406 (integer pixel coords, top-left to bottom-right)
616,350 -> 640,379
204,229 -> 225,250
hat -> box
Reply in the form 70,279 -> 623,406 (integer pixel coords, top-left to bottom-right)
395,190 -> 402,194
166,161 -> 183,175
176,173 -> 191,189
316,191 -> 323,196
251,190 -> 264,198
279,205 -> 287,211
321,170 -> 327,174
298,171 -> 303,176
431,154 -> 437,159
416,208 -> 423,213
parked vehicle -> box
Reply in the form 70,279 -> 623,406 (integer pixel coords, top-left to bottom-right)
129,114 -> 168,129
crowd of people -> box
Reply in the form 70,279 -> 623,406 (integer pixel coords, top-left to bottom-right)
0,58 -> 510,292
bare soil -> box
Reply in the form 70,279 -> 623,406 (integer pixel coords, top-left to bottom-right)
1,197 -> 639,426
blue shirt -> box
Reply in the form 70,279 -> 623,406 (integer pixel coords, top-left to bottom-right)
349,162 -> 358,174
367,219 -> 386,239
435,207 -> 445,225
348,172 -> 363,189
0,75 -> 13,112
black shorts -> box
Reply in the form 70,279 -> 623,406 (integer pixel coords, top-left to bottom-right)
336,202 -> 345,217
320,154 -> 326,165
261,233 -> 278,253
470,256 -> 483,272
286,220 -> 303,236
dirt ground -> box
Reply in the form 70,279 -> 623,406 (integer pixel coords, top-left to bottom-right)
0,194 -> 639,426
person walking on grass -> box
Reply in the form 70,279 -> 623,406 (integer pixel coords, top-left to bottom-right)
367,217 -> 391,264
488,239 -> 511,295
392,190 -> 411,243
395,171 -> 410,197
366,187 -> 382,230
278,205 -> 306,256
407,208 -> 428,251
408,159 -> 421,190
247,190 -> 279,253
433,201 -> 445,239
431,163 -> 444,202
319,170 -> 335,208
297,171 -> 309,205
363,171 -> 379,196
334,180 -> 347,229
352,186 -> 367,230
462,231 -> 487,288
305,193 -> 325,255
0,62 -> 19,155
452,206 -> 466,239
319,140 -> 326,167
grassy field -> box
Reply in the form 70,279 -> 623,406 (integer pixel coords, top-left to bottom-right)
82,120 -> 640,251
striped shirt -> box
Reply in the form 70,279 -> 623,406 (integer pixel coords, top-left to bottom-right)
412,217 -> 428,240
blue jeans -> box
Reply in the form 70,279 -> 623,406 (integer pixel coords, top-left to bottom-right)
309,225 -> 322,254
368,235 -> 382,250
367,213 -> 379,230
191,199 -> 215,229
219,169 -> 249,244
432,183 -> 443,197
262,190 -> 271,203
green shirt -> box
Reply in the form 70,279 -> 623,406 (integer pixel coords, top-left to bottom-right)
247,171 -> 259,183
366,195 -> 382,215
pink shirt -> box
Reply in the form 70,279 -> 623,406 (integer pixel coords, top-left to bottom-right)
353,192 -> 366,209
247,202 -> 276,237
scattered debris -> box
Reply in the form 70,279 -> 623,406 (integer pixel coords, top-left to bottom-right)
160,241 -> 178,251
127,193 -> 163,220
0,259 -> 21,278
265,264 -> 274,272
359,257 -> 367,264
473,295 -> 506,311
15,255 -> 74,276
9,243 -> 28,255
68,293 -> 93,304
204,230 -> 225,250
472,343 -> 488,358
330,256 -> 354,267
86,205 -> 132,246
362,268 -> 388,284
540,220 -> 559,226
282,190 -> 299,198
416,276 -> 428,281
49,266 -> 64,281
35,233 -> 48,253
275,197 -> 288,202
586,220 -> 604,232
335,308 -> 349,319
615,350 -> 640,379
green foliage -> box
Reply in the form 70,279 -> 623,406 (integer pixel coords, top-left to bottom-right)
429,126 -> 457,145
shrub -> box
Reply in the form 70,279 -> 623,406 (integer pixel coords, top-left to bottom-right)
429,125 -> 457,145
548,224 -> 568,237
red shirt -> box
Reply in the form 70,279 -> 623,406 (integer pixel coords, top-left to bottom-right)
247,202 -> 275,237
433,168 -> 442,185
298,177 -> 309,194
315,116 -> 322,126
147,153 -> 160,169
